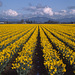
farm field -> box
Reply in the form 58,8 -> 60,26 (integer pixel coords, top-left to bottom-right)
0,24 -> 75,75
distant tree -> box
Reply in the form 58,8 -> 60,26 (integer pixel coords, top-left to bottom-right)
71,22 -> 73,24
44,20 -> 59,24
4,21 -> 9,24
20,19 -> 24,24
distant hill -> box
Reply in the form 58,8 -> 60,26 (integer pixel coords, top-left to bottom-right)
0,17 -> 75,23
56,17 -> 75,22
0,18 -> 20,22
25,17 -> 75,23
25,17 -> 54,23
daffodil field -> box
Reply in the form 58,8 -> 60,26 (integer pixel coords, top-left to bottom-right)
0,24 -> 75,75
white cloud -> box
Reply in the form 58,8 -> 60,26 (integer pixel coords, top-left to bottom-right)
3,9 -> 18,16
70,9 -> 75,14
61,10 -> 67,13
54,10 -> 67,16
23,5 -> 54,16
31,6 -> 53,16
1,4 -> 75,19
43,7 -> 53,16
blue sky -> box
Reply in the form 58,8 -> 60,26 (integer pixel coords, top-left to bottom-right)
0,0 -> 75,19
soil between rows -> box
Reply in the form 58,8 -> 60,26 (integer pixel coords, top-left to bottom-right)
27,26 -> 48,75
41,27 -> 74,75
1,27 -> 48,75
1,26 -> 74,75
44,27 -> 75,52
1,27 -> 36,75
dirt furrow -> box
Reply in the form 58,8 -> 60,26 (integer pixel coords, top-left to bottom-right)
44,27 -> 75,52
41,27 -> 74,75
1,27 -> 36,75
27,26 -> 48,75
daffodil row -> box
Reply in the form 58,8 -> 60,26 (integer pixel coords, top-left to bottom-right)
12,26 -> 38,75
42,27 -> 75,72
0,27 -> 36,73
45,24 -> 75,40
46,26 -> 75,43
44,24 -> 75,37
44,26 -> 75,50
0,24 -> 15,37
0,24 -> 24,37
40,27 -> 66,75
0,26 -> 33,51
0,27 -> 27,43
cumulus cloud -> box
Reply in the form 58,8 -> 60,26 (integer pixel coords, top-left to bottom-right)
1,4 -> 75,19
23,5 -> 53,16
3,9 -> 18,16
33,6 -> 53,16
0,1 -> 2,7
69,9 -> 75,14
22,5 -> 75,18
23,4 -> 45,12
43,7 -> 53,16
61,10 -> 67,13
54,10 -> 67,16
